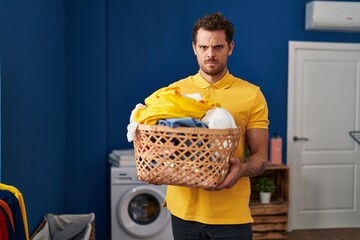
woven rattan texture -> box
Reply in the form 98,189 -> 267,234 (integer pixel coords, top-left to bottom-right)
134,124 -> 240,188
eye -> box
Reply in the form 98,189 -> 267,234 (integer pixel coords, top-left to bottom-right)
214,45 -> 224,49
199,45 -> 208,50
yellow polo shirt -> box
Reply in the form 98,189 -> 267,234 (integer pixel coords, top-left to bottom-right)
165,71 -> 269,224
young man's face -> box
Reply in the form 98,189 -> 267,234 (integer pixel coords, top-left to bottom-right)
192,28 -> 234,83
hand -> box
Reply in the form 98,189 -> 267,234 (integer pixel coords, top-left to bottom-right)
206,157 -> 243,191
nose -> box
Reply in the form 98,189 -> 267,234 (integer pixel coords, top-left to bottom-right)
206,47 -> 215,59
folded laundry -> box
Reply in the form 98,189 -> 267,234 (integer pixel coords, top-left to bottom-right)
158,117 -> 208,128
201,107 -> 237,129
126,87 -> 237,142
127,104 -> 145,142
108,149 -> 136,167
181,92 -> 203,101
132,86 -> 218,125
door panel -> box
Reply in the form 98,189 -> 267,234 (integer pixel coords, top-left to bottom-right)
302,164 -> 355,211
287,41 -> 360,230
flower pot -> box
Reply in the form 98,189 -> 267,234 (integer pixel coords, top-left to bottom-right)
260,191 -> 272,204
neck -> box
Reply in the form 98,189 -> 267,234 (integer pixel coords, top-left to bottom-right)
199,69 -> 228,84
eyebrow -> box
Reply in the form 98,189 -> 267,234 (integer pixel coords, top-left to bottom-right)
198,44 -> 225,47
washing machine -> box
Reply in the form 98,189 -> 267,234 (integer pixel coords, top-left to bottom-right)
111,166 -> 173,240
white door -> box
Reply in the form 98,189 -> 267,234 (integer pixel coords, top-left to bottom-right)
287,41 -> 360,230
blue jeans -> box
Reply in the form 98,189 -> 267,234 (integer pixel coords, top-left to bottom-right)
171,215 -> 253,240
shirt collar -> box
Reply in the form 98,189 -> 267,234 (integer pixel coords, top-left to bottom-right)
194,71 -> 234,89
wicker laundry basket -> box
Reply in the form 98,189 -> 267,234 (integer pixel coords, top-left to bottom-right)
133,124 -> 240,188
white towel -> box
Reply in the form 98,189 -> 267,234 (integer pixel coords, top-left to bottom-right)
201,107 -> 237,129
127,103 -> 146,142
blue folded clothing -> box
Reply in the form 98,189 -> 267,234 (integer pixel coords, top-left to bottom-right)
157,117 -> 208,128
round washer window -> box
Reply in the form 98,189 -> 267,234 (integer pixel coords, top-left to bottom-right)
128,193 -> 161,225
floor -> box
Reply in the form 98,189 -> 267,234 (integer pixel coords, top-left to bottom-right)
287,228 -> 360,240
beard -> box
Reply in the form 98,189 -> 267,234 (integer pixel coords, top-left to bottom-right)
199,59 -> 227,76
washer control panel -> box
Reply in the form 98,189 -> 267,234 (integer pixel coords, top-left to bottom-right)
111,167 -> 143,185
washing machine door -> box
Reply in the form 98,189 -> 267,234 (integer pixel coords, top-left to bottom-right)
117,185 -> 170,238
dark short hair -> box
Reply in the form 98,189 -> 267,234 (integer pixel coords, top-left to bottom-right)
192,12 -> 234,45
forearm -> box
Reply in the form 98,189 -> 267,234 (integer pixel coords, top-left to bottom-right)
240,152 -> 268,177
241,128 -> 269,177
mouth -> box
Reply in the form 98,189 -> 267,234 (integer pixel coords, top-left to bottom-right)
205,60 -> 218,65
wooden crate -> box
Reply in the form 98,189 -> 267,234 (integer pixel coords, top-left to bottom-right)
250,165 -> 289,240
250,165 -> 289,204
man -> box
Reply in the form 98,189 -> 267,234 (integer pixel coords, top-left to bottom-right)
165,12 -> 269,240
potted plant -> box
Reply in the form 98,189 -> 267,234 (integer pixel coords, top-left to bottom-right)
255,177 -> 276,204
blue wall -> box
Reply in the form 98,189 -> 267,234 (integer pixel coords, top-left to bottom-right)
1,0 -> 67,233
1,0 -> 360,239
64,0 -> 107,238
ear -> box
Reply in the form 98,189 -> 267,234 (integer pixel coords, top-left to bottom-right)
192,42 -> 197,55
228,41 -> 234,56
